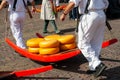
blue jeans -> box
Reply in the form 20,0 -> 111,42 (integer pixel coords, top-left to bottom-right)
69,7 -> 78,19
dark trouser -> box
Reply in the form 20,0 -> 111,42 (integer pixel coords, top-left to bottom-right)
69,7 -> 78,19
43,20 -> 58,32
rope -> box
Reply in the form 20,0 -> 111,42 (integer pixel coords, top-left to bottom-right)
4,7 -> 10,38
106,21 -> 116,39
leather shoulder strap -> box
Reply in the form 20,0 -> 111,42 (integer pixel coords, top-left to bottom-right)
23,0 -> 27,8
84,0 -> 91,13
13,0 -> 17,11
23,0 -> 33,18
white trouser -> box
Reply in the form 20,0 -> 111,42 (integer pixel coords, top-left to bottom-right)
77,10 -> 106,70
9,11 -> 26,49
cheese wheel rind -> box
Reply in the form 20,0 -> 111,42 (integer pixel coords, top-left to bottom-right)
39,47 -> 60,55
26,38 -> 44,48
28,47 -> 39,54
39,40 -> 60,48
60,43 -> 76,51
58,35 -> 75,44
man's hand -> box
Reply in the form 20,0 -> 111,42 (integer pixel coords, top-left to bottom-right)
31,0 -> 36,13
31,6 -> 36,13
0,0 -> 7,10
60,13 -> 66,21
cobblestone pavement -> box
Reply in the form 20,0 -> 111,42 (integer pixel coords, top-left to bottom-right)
0,5 -> 120,80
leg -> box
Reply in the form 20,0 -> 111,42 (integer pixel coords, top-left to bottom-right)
74,7 -> 78,20
43,20 -> 49,33
50,20 -> 60,33
69,10 -> 73,20
77,14 -> 101,71
72,7 -> 76,20
9,12 -> 26,49
91,22 -> 105,57
78,12 -> 107,77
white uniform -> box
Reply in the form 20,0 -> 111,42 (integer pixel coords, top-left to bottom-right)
6,0 -> 33,49
69,0 -> 109,70
40,0 -> 56,20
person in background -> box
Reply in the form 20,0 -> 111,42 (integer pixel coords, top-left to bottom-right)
56,0 -> 60,8
60,0 -> 109,77
40,0 -> 60,34
69,7 -> 78,20
0,0 -> 36,49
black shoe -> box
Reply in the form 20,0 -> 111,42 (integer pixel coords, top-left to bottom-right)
94,63 -> 107,77
86,70 -> 96,74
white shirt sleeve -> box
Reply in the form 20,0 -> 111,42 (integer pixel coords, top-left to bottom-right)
88,0 -> 109,10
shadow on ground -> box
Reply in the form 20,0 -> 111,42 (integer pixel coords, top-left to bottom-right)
31,54 -> 87,74
30,55 -> 120,80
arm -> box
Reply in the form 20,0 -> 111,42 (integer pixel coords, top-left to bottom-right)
50,0 -> 57,16
30,0 -> 36,12
60,2 -> 75,21
25,0 -> 36,18
103,0 -> 109,9
0,0 -> 7,10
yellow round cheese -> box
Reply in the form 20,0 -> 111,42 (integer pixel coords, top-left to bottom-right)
39,47 -> 60,55
58,35 -> 75,44
26,38 -> 44,48
39,40 -> 60,48
28,47 -> 40,54
60,42 -> 77,51
44,34 -> 60,40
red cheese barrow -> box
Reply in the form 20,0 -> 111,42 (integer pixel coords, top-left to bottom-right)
5,33 -> 118,63
0,65 -> 52,80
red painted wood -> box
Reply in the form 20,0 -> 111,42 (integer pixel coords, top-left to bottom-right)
102,38 -> 118,48
5,38 -> 80,62
5,37 -> 118,62
13,65 -> 53,77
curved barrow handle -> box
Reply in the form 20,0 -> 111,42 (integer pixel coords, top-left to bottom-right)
0,65 -> 53,80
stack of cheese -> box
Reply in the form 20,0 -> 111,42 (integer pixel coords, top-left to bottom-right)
41,34 -> 60,54
44,34 -> 77,51
26,35 -> 60,55
26,34 -> 76,55
58,35 -> 76,51
26,38 -> 44,54
39,39 -> 60,55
